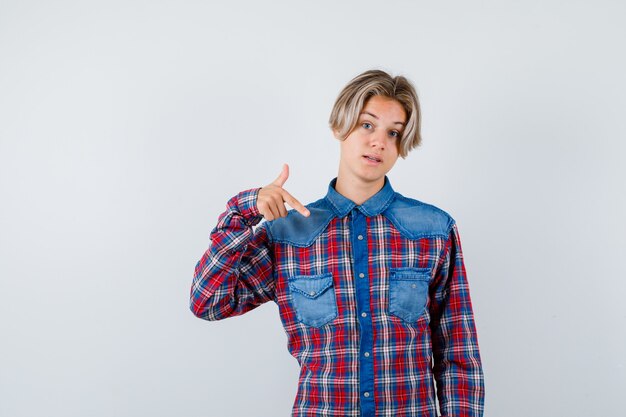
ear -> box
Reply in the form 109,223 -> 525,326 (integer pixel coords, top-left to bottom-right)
332,128 -> 343,141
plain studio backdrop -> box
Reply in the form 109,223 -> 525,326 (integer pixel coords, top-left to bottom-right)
1,1 -> 624,416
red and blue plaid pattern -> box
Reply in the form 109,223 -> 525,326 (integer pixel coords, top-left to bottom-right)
191,177 -> 484,416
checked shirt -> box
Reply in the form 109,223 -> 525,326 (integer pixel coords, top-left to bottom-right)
190,176 -> 485,417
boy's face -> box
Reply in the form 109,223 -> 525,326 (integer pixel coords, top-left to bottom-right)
335,95 -> 406,189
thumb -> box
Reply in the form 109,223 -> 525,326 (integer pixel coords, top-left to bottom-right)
272,163 -> 289,187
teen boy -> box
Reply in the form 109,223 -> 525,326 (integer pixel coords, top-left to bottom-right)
190,69 -> 485,416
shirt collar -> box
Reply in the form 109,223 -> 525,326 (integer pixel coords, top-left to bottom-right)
325,176 -> 396,218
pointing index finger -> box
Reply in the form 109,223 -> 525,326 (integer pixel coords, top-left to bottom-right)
280,189 -> 310,217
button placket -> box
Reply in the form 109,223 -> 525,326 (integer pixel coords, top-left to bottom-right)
350,208 -> 375,416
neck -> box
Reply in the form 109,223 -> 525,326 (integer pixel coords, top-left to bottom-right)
334,175 -> 385,206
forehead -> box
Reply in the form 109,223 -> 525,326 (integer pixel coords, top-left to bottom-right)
360,95 -> 407,123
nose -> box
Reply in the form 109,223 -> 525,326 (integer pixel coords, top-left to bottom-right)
370,131 -> 386,150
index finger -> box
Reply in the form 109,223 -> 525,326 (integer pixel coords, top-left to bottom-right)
280,188 -> 310,217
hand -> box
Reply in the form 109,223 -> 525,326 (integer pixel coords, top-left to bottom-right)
257,164 -> 310,221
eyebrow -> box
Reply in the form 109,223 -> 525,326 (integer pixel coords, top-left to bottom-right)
359,111 -> 406,126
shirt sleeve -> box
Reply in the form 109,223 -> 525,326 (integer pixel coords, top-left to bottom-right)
429,221 -> 485,417
190,188 -> 275,321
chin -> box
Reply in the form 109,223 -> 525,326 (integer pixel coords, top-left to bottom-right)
358,173 -> 386,184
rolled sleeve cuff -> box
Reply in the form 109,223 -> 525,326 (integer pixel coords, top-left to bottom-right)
235,188 -> 264,225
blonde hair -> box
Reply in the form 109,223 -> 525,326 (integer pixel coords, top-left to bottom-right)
328,69 -> 422,158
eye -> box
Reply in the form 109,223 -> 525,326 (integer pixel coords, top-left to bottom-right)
389,130 -> 401,138
361,122 -> 372,129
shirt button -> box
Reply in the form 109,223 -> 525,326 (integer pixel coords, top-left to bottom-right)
411,284 -> 416,288
364,392 -> 370,397
357,235 -> 364,240
309,291 -> 315,296
359,273 -> 365,278
361,312 -> 367,317
364,352 -> 370,357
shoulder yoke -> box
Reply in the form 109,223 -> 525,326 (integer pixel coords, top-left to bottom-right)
383,193 -> 454,239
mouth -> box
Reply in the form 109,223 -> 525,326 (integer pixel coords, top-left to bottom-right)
363,154 -> 383,164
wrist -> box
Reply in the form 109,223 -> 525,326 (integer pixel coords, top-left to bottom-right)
236,188 -> 264,224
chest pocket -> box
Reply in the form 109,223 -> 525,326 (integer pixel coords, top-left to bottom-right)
388,267 -> 431,324
287,273 -> 338,328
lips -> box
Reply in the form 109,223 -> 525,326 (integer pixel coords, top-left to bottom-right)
363,154 -> 383,163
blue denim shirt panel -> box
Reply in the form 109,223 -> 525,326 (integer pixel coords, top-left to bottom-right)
266,176 -> 454,244
286,273 -> 338,327
384,194 -> 453,239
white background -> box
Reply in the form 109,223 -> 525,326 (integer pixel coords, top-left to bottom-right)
1,1 -> 625,416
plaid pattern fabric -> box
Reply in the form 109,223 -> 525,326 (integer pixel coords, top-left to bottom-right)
191,177 -> 484,417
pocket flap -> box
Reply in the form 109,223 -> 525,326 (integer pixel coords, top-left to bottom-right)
390,267 -> 431,281
288,273 -> 334,299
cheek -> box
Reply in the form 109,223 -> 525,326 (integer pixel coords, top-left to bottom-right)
387,148 -> 400,166
339,139 -> 361,160
389,140 -> 400,157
